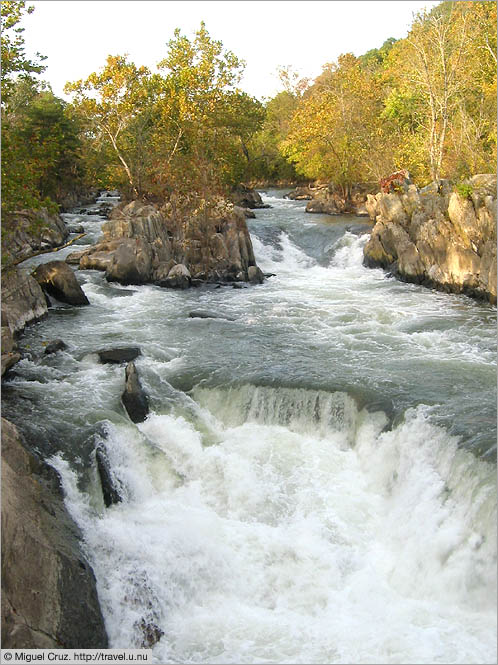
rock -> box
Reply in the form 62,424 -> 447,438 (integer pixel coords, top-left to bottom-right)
79,198 -> 263,288
189,310 -> 236,321
305,182 -> 378,215
2,208 -> 69,264
231,185 -> 270,209
97,347 -> 141,364
67,224 -> 85,234
95,444 -> 122,507
247,265 -> 265,284
1,352 -> 21,377
285,186 -> 313,200
32,261 -> 90,306
163,263 -> 191,289
121,362 -> 149,423
2,268 -> 48,335
364,174 -> 497,303
138,619 -> 164,648
1,418 -> 108,648
241,207 -> 256,219
66,250 -> 89,265
44,339 -> 67,355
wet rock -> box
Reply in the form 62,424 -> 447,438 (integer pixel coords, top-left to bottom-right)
97,347 -> 141,364
138,619 -> 164,648
1,418 -> 108,648
121,362 -> 149,423
95,444 -> 122,507
66,250 -> 89,265
32,261 -> 90,306
44,339 -> 67,355
189,310 -> 236,321
285,186 -> 313,200
247,265 -> 265,284
67,224 -> 85,234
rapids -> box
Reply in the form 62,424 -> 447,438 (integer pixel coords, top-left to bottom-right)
3,190 -> 496,663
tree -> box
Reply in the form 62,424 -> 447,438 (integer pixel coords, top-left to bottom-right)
281,54 -> 384,196
65,55 -> 152,197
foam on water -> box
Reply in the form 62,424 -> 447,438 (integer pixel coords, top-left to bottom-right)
50,384 -> 496,664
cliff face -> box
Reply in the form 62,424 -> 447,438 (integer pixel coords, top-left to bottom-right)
76,198 -> 263,286
363,174 -> 497,304
1,418 -> 108,648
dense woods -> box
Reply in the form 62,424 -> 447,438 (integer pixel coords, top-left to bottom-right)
1,0 -> 496,219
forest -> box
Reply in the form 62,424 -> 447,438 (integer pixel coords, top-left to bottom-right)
1,0 -> 496,219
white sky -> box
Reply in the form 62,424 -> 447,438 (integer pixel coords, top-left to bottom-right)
24,0 -> 438,101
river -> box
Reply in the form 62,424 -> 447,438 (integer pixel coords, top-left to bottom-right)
3,190 -> 496,663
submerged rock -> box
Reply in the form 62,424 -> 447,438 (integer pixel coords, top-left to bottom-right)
189,310 -> 236,321
363,174 -> 497,303
97,347 -> 141,364
1,418 -> 108,648
121,361 -> 149,423
32,261 -> 90,306
95,443 -> 122,507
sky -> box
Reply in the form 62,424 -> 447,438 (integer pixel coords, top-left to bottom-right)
24,1 -> 439,101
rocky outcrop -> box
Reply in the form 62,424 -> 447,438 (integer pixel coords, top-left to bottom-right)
121,362 -> 149,423
1,268 -> 50,376
32,261 -> 90,306
77,198 -> 262,287
1,418 -> 108,648
231,185 -> 270,209
363,174 -> 497,303
284,186 -> 314,201
2,208 -> 69,264
305,183 -> 378,216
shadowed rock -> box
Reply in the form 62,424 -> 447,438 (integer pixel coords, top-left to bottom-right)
1,418 -> 108,648
32,261 -> 89,306
97,347 -> 141,364
44,339 -> 67,355
121,362 -> 149,423
95,444 -> 122,507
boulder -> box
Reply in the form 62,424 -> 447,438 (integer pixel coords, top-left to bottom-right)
67,224 -> 85,234
95,444 -> 122,507
248,265 -> 265,284
231,185 -> 270,209
32,261 -> 90,306
2,268 -> 48,335
1,418 -> 108,648
364,175 -> 497,303
97,347 -> 141,364
163,263 -> 191,289
121,362 -> 149,423
285,186 -> 313,200
44,339 -> 67,355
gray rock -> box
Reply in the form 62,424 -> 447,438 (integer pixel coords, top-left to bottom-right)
121,362 -> 149,423
32,261 -> 90,306
189,310 -> 236,321
97,347 -> 141,364
1,418 -> 108,648
2,268 -> 48,335
164,263 -> 191,289
248,265 -> 265,284
44,339 -> 67,355
95,444 -> 122,507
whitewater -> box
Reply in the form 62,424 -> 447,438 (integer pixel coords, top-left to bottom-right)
3,190 -> 496,663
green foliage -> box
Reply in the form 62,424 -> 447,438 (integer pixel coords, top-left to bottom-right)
455,182 -> 473,199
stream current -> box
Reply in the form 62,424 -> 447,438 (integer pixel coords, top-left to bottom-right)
3,190 -> 497,663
